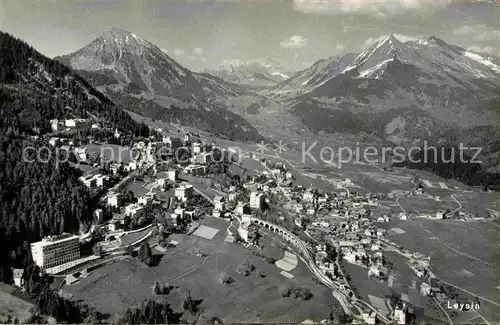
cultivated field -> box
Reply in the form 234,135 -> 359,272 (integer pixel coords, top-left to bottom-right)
396,196 -> 457,215
382,219 -> 500,321
452,191 -> 500,217
237,157 -> 268,176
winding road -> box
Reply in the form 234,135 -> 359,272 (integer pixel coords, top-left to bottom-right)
446,194 -> 463,216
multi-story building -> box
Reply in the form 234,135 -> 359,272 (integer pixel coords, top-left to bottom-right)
50,119 -> 60,132
394,302 -> 407,324
125,203 -> 145,217
235,202 -> 250,215
192,142 -> 202,155
74,147 -> 87,161
106,192 -> 122,208
13,269 -> 24,287
94,174 -> 108,187
138,194 -> 154,206
79,175 -> 97,188
238,215 -> 252,242
93,209 -> 104,224
214,196 -> 225,211
65,119 -> 88,128
168,170 -> 178,182
191,153 -> 211,165
184,164 -> 207,176
175,183 -> 194,202
31,234 -> 80,269
249,192 -> 264,210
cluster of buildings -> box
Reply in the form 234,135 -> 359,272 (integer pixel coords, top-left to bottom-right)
50,118 -> 90,132
106,189 -> 158,231
205,155 -> 447,324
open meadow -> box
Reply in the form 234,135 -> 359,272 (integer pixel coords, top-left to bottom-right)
62,217 -> 339,323
85,144 -> 134,164
396,196 -> 457,215
382,219 -> 500,321
124,179 -> 150,197
0,285 -> 34,324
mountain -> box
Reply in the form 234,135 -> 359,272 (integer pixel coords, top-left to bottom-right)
56,28 -> 244,100
266,34 -> 500,144
56,28 -> 265,142
206,59 -> 295,88
0,30 -> 152,283
0,31 -> 149,137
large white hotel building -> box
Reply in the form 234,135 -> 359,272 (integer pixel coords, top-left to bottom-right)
30,233 -> 80,269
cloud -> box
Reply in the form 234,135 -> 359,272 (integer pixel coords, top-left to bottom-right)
280,35 -> 308,49
453,25 -> 500,41
293,0 -> 451,18
361,34 -> 423,49
173,48 -> 185,56
453,25 -> 476,36
362,35 -> 388,49
335,44 -> 345,53
468,45 -> 497,55
392,34 -> 423,43
193,47 -> 204,55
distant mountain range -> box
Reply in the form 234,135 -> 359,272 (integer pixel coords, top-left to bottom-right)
56,29 -> 500,169
206,59 -> 295,88
264,34 -> 500,146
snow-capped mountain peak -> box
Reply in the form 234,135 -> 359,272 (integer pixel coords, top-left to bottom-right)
207,58 -> 294,87
268,34 -> 500,117
266,33 -> 500,142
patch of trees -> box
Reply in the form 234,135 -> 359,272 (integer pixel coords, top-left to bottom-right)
392,145 -> 500,190
293,100 -> 366,135
323,243 -> 338,263
182,291 -> 203,315
153,281 -> 173,295
198,315 -> 224,325
218,271 -> 233,284
236,259 -> 255,276
92,244 -> 104,258
278,283 -> 313,301
0,133 -> 98,282
328,306 -> 351,324
138,242 -> 153,266
121,298 -> 181,324
23,263 -> 48,297
36,285 -> 104,323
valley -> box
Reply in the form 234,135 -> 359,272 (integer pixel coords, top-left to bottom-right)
1,2 -> 500,324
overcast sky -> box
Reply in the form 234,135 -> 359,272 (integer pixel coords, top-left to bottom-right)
1,0 -> 499,71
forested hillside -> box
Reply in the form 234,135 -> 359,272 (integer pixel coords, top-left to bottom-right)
392,145 -> 500,190
0,31 -> 149,282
